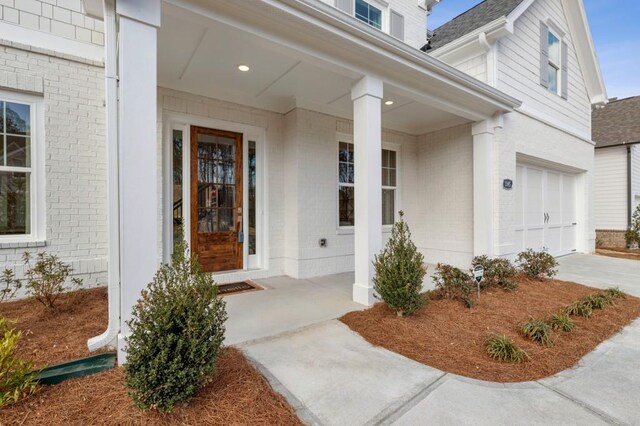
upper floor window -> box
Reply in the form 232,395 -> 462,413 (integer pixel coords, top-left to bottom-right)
355,0 -> 382,29
540,21 -> 568,99
0,91 -> 44,242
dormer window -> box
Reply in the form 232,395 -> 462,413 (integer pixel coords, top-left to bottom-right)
540,21 -> 568,99
355,0 -> 382,29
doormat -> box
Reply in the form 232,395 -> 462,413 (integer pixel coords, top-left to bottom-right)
217,280 -> 262,296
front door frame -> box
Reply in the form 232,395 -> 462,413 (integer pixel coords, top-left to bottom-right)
162,112 -> 268,273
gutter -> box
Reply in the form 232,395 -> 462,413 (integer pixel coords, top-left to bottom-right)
88,0 -> 121,352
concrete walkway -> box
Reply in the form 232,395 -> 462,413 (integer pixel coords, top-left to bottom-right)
239,255 -> 640,425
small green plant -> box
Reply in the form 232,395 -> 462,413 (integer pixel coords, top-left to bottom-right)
582,294 -> 610,310
15,252 -> 83,309
625,204 -> 640,247
550,313 -> 575,332
485,335 -> 528,363
373,211 -> 427,317
0,319 -> 39,408
564,301 -> 593,318
433,263 -> 474,308
471,256 -> 518,291
521,319 -> 554,347
124,237 -> 227,413
1,269 -> 21,302
603,287 -> 625,300
516,249 -> 558,280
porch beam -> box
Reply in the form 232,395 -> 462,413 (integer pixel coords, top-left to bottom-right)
352,76 -> 383,306
117,10 -> 159,363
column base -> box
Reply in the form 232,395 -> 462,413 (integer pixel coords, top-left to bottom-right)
117,332 -> 130,366
352,282 -> 376,306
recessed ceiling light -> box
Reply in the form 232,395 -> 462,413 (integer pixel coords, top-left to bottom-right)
238,65 -> 250,72
384,100 -> 394,106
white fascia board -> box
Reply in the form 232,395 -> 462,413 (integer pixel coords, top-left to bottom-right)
83,0 -> 104,19
561,0 -> 608,105
429,0 -> 535,64
429,17 -> 510,64
169,0 -> 521,116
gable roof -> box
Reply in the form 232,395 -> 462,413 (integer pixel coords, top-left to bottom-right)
426,0 -> 525,50
592,96 -> 640,148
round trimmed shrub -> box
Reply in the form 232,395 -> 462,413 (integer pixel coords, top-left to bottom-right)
124,238 -> 227,412
471,255 -> 518,291
516,249 -> 558,280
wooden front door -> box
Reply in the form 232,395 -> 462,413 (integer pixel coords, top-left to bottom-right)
190,126 -> 243,272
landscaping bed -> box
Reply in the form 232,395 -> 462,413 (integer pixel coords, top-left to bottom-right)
597,247 -> 640,261
341,277 -> 640,383
0,288 -> 301,425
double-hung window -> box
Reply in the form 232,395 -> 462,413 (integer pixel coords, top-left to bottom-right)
547,30 -> 561,95
338,141 -> 398,228
355,0 -> 382,29
0,92 -> 43,242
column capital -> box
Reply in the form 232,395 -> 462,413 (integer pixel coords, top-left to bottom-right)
117,0 -> 161,27
351,76 -> 383,102
472,113 -> 504,136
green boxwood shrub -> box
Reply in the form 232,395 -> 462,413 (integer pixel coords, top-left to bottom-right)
373,211 -> 427,317
124,238 -> 227,412
625,205 -> 640,247
471,255 -> 518,291
516,249 -> 558,280
0,319 -> 39,408
433,263 -> 474,308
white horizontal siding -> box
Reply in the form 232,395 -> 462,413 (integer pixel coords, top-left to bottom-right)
496,0 -> 591,136
633,144 -> 640,212
318,0 -> 427,49
595,146 -> 628,230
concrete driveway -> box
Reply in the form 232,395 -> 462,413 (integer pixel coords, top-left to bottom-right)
240,255 -> 640,425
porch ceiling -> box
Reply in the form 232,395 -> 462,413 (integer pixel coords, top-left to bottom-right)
158,3 -> 470,135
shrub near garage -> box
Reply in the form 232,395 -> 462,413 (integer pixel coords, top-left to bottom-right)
471,256 -> 518,291
516,249 -> 558,281
124,237 -> 227,413
373,211 -> 427,317
433,264 -> 475,308
625,204 -> 640,248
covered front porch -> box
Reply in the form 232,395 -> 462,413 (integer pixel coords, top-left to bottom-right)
86,0 -> 519,360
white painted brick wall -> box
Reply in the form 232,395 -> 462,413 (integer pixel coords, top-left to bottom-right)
416,124 -> 474,267
452,53 -> 487,83
0,41 -> 107,293
318,0 -> 428,49
1,0 -> 103,46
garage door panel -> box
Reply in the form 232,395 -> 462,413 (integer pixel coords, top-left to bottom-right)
516,164 -> 578,257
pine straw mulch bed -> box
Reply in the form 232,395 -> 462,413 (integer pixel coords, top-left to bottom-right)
0,288 -> 302,426
596,247 -> 640,261
340,277 -> 640,383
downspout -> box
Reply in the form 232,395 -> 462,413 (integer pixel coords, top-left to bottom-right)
628,144 -> 633,228
88,0 -> 121,352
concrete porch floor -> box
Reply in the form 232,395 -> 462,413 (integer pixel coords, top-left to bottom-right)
224,273 -> 363,345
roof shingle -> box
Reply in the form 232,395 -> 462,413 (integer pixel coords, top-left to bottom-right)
426,0 -> 525,51
592,96 -> 640,148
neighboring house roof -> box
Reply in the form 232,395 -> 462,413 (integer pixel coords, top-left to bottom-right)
426,0 -> 525,50
593,96 -> 640,148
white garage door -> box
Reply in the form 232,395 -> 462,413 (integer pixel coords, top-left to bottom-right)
515,164 -> 577,257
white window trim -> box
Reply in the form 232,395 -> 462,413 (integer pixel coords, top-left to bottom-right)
547,27 -> 562,96
0,90 -> 45,244
354,0 -> 390,32
335,133 -> 401,234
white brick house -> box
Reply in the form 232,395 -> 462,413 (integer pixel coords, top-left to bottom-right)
0,0 -> 606,359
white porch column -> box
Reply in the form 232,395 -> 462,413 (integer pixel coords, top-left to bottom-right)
352,76 -> 383,306
116,1 -> 161,364
472,118 -> 497,257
